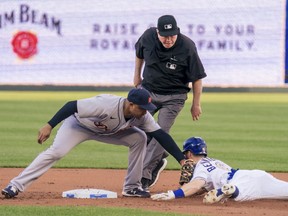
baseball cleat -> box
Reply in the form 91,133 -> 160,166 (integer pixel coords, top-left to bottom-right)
2,185 -> 19,199
203,184 -> 239,204
122,188 -> 151,198
141,178 -> 150,192
149,158 -> 168,188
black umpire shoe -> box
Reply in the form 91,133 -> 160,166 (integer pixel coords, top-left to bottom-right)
149,158 -> 168,188
141,177 -> 151,192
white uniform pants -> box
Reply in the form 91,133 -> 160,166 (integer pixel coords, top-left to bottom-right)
230,170 -> 288,201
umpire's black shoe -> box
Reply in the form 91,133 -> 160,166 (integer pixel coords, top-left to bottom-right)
141,177 -> 151,192
149,158 -> 168,188
2,185 -> 19,199
122,188 -> 151,198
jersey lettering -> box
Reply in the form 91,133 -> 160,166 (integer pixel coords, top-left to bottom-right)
201,158 -> 216,172
207,166 -> 216,172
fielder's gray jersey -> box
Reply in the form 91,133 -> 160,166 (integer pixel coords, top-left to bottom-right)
75,94 -> 160,135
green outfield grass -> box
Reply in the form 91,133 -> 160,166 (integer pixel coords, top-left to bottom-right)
0,91 -> 287,215
0,91 -> 287,171
0,206 -> 192,216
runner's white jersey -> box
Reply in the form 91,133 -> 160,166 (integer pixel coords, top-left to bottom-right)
75,94 -> 160,135
191,157 -> 233,191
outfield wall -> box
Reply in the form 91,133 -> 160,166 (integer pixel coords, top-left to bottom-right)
0,0 -> 287,87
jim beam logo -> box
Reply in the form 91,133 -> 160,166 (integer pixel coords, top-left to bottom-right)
12,31 -> 38,59
0,4 -> 62,60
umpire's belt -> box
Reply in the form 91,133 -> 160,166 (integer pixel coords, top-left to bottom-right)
227,168 -> 239,181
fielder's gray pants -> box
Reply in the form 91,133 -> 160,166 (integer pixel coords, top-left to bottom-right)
142,92 -> 187,180
10,116 -> 147,193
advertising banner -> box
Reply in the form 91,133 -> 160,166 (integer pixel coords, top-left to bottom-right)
0,0 -> 286,87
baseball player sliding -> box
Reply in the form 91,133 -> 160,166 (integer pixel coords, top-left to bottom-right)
151,137 -> 288,203
2,88 -> 190,199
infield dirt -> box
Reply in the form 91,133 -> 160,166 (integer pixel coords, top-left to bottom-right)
1,168 -> 288,216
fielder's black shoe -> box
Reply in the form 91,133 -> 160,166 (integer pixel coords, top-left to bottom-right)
149,158 -> 168,188
2,185 -> 19,199
122,188 -> 151,198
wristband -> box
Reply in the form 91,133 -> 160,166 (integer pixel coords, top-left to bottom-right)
173,188 -> 185,198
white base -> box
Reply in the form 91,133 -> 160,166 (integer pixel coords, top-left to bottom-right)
62,189 -> 117,199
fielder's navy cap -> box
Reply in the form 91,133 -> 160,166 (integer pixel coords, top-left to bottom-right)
127,88 -> 156,111
157,15 -> 179,36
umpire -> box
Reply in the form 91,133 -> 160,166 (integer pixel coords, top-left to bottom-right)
133,15 -> 207,191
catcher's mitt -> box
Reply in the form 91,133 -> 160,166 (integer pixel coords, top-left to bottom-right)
179,159 -> 195,185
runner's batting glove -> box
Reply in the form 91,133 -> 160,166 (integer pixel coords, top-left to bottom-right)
179,159 -> 195,186
151,190 -> 175,201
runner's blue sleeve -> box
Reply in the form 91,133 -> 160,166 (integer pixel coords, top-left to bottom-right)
148,129 -> 185,163
48,100 -> 78,128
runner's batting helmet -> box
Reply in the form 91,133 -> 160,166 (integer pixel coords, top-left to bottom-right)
182,137 -> 207,156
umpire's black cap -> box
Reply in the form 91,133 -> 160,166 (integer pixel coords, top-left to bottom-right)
157,15 -> 179,36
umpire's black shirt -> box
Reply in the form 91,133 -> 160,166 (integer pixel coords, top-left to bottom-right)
135,27 -> 207,95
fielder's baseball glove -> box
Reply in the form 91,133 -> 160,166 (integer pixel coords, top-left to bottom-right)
179,159 -> 195,185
